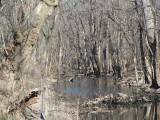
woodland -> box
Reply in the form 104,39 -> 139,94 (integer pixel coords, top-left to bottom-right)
0,0 -> 160,119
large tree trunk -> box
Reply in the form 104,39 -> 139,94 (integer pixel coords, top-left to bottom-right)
142,0 -> 159,88
0,0 -> 60,115
1,0 -> 59,92
139,24 -> 150,84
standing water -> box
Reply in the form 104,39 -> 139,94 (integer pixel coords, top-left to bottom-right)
54,77 -> 159,120
58,77 -> 134,97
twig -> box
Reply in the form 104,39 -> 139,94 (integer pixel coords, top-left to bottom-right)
0,4 -> 5,12
26,107 -> 42,120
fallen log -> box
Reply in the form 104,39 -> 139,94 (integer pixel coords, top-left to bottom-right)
8,89 -> 40,114
69,77 -> 74,82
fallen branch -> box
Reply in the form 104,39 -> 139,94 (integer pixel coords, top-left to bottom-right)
0,4 -> 5,12
25,107 -> 42,120
8,89 -> 40,114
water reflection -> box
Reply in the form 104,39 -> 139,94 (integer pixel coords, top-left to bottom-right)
79,103 -> 160,120
58,77 -> 134,97
55,77 -> 160,120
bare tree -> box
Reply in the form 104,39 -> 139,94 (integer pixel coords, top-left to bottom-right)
0,0 -> 60,100
141,0 -> 159,88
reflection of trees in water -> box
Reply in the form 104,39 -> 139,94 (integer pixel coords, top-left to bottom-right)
80,103 -> 160,120
143,103 -> 159,120
157,103 -> 160,119
143,104 -> 152,120
154,103 -> 157,120
58,78 -> 160,120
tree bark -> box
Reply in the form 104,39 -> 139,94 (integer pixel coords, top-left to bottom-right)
142,0 -> 159,88
134,45 -> 138,82
139,24 -> 150,84
58,27 -> 63,77
12,0 -> 58,78
1,0 -> 59,89
0,0 -> 60,115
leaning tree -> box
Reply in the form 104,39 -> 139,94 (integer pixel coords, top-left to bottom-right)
0,0 -> 60,114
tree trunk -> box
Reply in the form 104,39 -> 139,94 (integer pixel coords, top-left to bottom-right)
134,45 -> 138,82
142,0 -> 159,88
0,0 -> 60,115
1,0 -> 59,89
139,24 -> 151,84
58,27 -> 63,77
157,30 -> 160,85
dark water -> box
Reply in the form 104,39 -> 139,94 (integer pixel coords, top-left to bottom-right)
80,103 -> 160,120
56,77 -> 160,120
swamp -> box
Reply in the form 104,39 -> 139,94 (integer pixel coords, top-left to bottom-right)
0,0 -> 160,120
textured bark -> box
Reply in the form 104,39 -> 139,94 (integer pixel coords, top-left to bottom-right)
139,24 -> 150,84
157,31 -> 160,85
142,0 -> 159,88
134,47 -> 138,82
7,1 -> 59,80
0,0 -> 59,115
0,0 -> 59,94
142,0 -> 155,43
